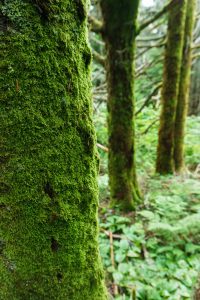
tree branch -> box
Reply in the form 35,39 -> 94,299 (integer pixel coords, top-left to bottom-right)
137,0 -> 175,35
135,83 -> 162,116
135,57 -> 163,78
141,119 -> 159,135
97,143 -> 109,152
192,52 -> 200,61
88,15 -> 103,34
92,49 -> 106,66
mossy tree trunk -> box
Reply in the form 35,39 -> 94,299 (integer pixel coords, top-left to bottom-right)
174,0 -> 196,173
156,0 -> 187,174
189,59 -> 200,116
100,0 -> 141,211
0,1 -> 107,299
189,0 -> 200,116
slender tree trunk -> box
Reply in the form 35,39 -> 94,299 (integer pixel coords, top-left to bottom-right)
189,58 -> 200,116
174,0 -> 196,172
100,0 -> 141,211
189,0 -> 200,116
0,1 -> 107,299
156,0 -> 187,174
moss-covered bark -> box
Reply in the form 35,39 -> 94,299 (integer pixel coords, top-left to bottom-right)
100,0 -> 141,211
189,58 -> 200,116
189,0 -> 200,116
156,0 -> 187,174
189,59 -> 200,116
0,1 -> 107,299
174,0 -> 196,173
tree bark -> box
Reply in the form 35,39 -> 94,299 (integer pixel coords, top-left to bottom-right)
100,0 -> 141,211
189,0 -> 200,115
174,0 -> 196,173
189,0 -> 200,116
0,1 -> 107,299
189,58 -> 200,116
156,0 -> 187,174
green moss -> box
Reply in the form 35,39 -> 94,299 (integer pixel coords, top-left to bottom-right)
0,1 -> 107,299
174,0 -> 196,173
156,0 -> 187,174
100,0 -> 141,211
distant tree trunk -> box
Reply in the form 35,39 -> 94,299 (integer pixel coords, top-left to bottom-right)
156,0 -> 187,174
189,58 -> 200,116
189,0 -> 200,116
0,1 -> 107,299
100,0 -> 141,211
174,0 -> 196,173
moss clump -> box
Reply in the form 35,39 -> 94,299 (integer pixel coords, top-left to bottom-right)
0,1 -> 107,299
100,0 -> 141,211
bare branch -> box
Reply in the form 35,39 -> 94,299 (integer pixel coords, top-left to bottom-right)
137,35 -> 165,42
141,119 -> 159,135
88,15 -> 103,33
137,41 -> 166,49
97,143 -> 109,152
192,43 -> 200,50
137,0 -> 175,35
135,83 -> 162,116
92,49 -> 106,66
135,57 -> 163,78
192,52 -> 200,61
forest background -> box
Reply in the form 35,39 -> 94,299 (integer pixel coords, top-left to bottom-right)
90,0 -> 200,299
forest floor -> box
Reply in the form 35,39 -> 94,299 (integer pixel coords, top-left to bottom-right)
94,106 -> 200,300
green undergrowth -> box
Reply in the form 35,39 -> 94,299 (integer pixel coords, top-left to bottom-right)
99,174 -> 200,299
94,106 -> 200,299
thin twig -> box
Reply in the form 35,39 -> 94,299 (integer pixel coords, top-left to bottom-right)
97,143 -> 109,152
109,231 -> 119,296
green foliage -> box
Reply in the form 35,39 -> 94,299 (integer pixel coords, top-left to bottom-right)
99,174 -> 200,299
185,116 -> 200,167
95,104 -> 200,299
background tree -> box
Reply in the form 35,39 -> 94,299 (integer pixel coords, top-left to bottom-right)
89,1 -> 200,298
99,0 -> 141,211
156,0 -> 187,174
174,0 -> 197,173
189,0 -> 200,116
0,1 -> 107,299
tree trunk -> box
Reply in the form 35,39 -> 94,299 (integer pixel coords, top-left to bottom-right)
156,0 -> 187,174
0,1 -> 107,299
100,0 -> 141,211
174,0 -> 196,173
189,58 -> 200,116
189,0 -> 200,116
